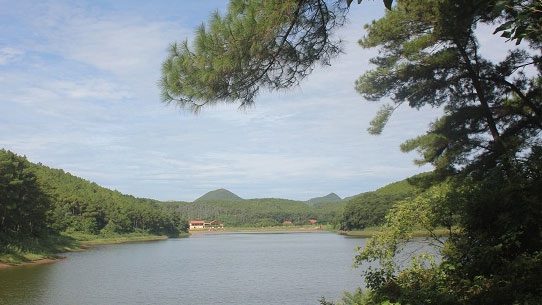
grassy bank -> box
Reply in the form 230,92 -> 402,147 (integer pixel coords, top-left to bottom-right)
0,234 -> 80,266
64,231 -> 170,246
0,231 -> 176,267
1,226 -> 448,267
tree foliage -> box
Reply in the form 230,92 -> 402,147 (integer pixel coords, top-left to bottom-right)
351,0 -> 542,303
0,149 -> 189,256
352,157 -> 542,304
163,197 -> 344,227
161,1 -> 542,304
160,0 -> 541,115
0,150 -> 51,242
489,0 -> 542,46
1,148 -> 344,255
356,0 -> 542,178
31,163 -> 188,237
160,0 -> 348,112
340,176 -> 421,230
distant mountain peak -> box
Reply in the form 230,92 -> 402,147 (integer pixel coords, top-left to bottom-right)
306,192 -> 342,205
194,188 -> 244,202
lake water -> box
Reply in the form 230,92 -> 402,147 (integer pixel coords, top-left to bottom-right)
0,232 -> 435,305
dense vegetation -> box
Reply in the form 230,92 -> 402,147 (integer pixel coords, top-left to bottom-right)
1,149 -> 54,254
164,196 -> 345,227
351,1 -> 542,303
164,185 -> 419,229
340,176 -> 421,230
2,146 -> 402,251
1,148 -> 356,261
1,149 -> 188,261
163,0 -> 542,304
31,161 -> 187,237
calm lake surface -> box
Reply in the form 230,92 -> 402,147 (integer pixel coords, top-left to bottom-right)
0,232 -> 434,305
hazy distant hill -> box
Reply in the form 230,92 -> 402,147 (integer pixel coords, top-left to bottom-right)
194,188 -> 244,202
306,192 -> 342,205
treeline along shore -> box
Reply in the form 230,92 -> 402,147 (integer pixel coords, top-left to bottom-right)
1,148 -> 426,267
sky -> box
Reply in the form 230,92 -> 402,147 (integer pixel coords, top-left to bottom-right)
0,0 -> 462,202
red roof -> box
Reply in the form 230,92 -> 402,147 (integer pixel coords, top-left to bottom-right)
190,220 -> 205,225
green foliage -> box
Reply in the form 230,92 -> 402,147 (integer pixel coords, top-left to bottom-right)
0,150 -> 189,250
367,104 -> 395,135
160,0 -> 347,111
351,0 -> 542,303
356,0 -> 542,176
319,287 -> 386,305
164,197 -> 343,227
440,153 -> 542,304
489,0 -> 542,46
352,156 -> 542,304
353,182 -> 451,286
157,0 -> 542,303
312,201 -> 346,228
0,150 -> 51,243
340,176 -> 422,230
32,163 -> 188,237
1,233 -> 78,264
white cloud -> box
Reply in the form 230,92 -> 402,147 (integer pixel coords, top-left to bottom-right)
1,0 -> 445,201
0,47 -> 24,65
51,18 -> 174,76
48,79 -> 133,101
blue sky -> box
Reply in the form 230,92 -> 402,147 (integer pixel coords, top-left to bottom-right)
0,0 -> 455,201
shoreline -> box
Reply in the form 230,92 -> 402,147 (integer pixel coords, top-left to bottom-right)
78,235 -> 169,247
188,226 -> 327,234
1,227 -> 448,269
0,235 -> 169,270
0,229 -> 322,269
2,227 -> 409,269
0,257 -> 66,269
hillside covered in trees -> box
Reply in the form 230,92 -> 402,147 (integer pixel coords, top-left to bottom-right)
340,175 -> 425,230
194,188 -> 244,202
2,148 -> 425,262
1,149 -> 188,260
164,183 -> 419,229
167,188 -> 350,227
1,148 -> 414,231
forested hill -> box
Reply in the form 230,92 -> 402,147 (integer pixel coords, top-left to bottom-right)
1,148 -> 426,241
306,192 -> 342,205
340,175 -> 426,230
0,149 -> 188,249
164,179 -> 424,229
162,197 -> 346,227
194,189 -> 344,204
194,188 -> 244,202
177,190 -> 348,227
0,149 -> 347,240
